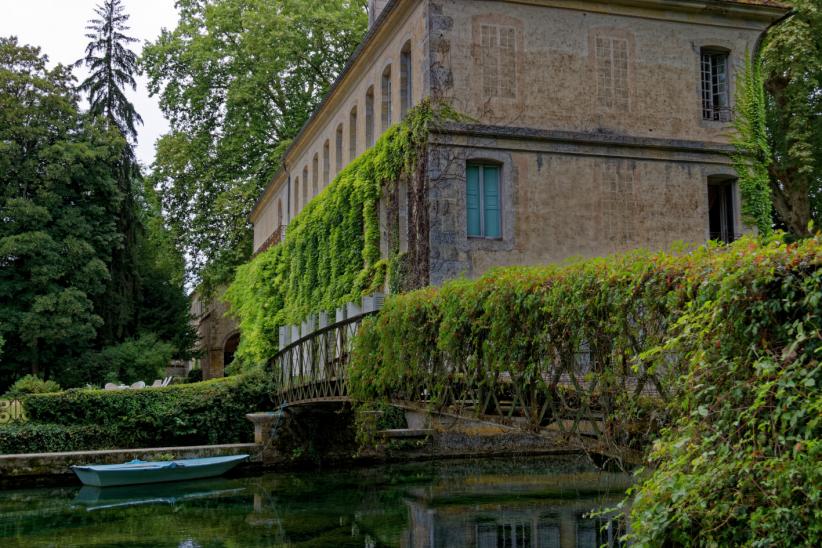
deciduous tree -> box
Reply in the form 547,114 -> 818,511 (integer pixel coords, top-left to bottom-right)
761,0 -> 822,235
0,37 -> 123,385
142,0 -> 367,291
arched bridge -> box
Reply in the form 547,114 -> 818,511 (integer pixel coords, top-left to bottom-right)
266,311 -> 668,455
268,312 -> 370,407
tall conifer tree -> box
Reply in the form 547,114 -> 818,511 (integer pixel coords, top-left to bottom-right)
75,0 -> 143,343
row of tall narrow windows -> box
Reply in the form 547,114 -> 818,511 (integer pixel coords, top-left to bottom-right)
286,42 -> 413,220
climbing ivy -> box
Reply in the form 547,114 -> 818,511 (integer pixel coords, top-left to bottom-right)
225,100 -> 458,366
732,54 -> 773,236
350,234 -> 822,546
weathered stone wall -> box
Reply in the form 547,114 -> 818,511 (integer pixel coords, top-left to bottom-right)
190,290 -> 240,380
426,125 -> 742,284
433,0 -> 777,143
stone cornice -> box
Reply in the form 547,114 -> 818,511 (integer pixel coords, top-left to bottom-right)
501,0 -> 789,26
432,122 -> 737,164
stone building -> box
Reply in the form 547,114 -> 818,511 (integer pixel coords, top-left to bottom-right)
251,0 -> 790,286
189,290 -> 240,380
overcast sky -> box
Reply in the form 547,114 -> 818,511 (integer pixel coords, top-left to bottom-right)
0,0 -> 180,168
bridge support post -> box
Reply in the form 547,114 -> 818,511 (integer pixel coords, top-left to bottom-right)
246,411 -> 284,464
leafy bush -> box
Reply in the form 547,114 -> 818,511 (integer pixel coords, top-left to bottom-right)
186,368 -> 203,383
86,333 -> 176,385
350,235 -> 822,546
4,375 -> 62,397
625,238 -> 822,546
225,100 -> 461,366
0,372 -> 274,454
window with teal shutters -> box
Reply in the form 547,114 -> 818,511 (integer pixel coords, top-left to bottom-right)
483,166 -> 501,238
466,163 -> 502,238
467,165 -> 481,237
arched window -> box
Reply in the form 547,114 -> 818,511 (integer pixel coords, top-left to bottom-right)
294,177 -> 300,214
381,64 -> 392,131
365,86 -> 375,148
335,124 -> 344,173
312,153 -> 319,196
223,332 -> 240,368
302,165 -> 309,205
349,105 -> 358,161
323,140 -> 330,186
401,42 -> 412,118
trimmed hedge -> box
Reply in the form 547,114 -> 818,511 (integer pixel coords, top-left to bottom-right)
0,373 -> 274,454
0,424 -> 117,454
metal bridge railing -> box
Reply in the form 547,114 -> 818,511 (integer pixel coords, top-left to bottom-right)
268,311 -> 376,406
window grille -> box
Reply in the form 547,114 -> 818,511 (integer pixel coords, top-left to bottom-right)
335,125 -> 343,173
312,154 -> 319,196
708,180 -> 736,243
702,50 -> 731,121
323,140 -> 330,186
365,87 -> 375,148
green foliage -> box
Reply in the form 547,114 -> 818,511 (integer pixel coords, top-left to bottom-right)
75,0 -> 142,144
350,235 -> 822,546
83,333 -> 176,386
761,1 -> 822,236
142,0 -> 368,290
732,55 -> 773,236
0,36 -> 194,391
624,236 -> 822,547
0,373 -> 274,453
4,375 -> 61,398
225,101 -> 448,365
0,37 -> 123,388
0,423 -> 117,455
187,368 -> 203,383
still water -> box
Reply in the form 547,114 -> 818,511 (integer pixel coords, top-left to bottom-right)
0,455 -> 631,547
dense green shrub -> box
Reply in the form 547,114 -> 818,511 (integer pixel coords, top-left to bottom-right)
225,100 -> 461,366
186,368 -> 203,383
0,372 -> 274,454
625,238 -> 822,546
82,333 -> 176,386
3,375 -> 62,397
350,235 -> 822,546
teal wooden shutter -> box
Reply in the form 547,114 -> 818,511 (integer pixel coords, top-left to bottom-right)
467,165 -> 481,237
483,166 -> 501,238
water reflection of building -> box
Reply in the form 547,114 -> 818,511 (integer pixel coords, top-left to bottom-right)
403,498 -> 622,548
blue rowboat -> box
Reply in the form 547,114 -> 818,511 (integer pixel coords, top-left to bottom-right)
71,454 -> 249,487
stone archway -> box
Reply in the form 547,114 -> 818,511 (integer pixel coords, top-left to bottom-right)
223,332 -> 241,369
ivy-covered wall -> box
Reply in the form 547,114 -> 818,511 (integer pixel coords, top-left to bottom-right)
225,101 -> 457,366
